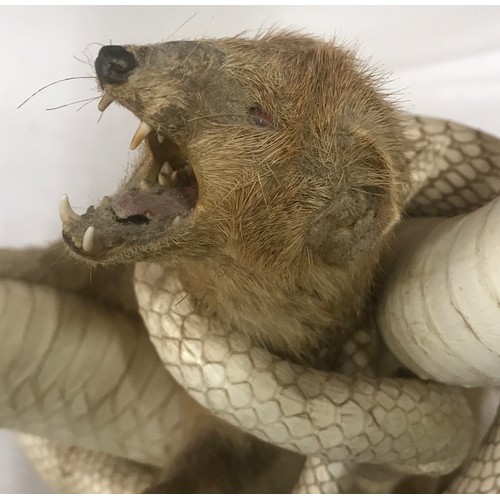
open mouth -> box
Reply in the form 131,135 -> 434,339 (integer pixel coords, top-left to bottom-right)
60,102 -> 198,261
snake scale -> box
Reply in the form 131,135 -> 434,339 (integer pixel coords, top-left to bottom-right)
1,48 -> 500,493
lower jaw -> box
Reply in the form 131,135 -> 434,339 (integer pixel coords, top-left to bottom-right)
60,181 -> 198,261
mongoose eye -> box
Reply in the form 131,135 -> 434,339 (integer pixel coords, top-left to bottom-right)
248,105 -> 272,128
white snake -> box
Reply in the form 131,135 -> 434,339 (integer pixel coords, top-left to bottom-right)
1,115 -> 500,493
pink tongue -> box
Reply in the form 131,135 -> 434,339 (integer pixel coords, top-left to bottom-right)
111,187 -> 190,220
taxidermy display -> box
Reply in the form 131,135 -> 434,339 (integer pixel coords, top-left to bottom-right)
1,33 -> 499,493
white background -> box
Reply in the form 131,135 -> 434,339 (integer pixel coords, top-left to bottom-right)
0,5 -> 499,493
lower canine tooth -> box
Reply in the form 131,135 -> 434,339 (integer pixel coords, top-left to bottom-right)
139,179 -> 150,192
172,216 -> 181,226
59,194 -> 81,224
130,121 -> 153,150
82,226 -> 101,254
98,94 -> 114,112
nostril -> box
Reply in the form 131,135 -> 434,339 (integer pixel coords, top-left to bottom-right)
95,45 -> 137,85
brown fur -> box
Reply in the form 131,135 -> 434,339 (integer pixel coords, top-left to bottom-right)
60,32 -> 410,491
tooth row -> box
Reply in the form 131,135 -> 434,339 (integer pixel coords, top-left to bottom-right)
156,161 -> 188,187
139,161 -> 188,191
141,163 -> 190,190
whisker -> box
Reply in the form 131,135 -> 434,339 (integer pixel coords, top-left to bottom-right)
49,252 -> 76,267
256,21 -> 267,38
180,38 -> 202,69
199,15 -> 213,39
73,55 -> 90,66
18,76 -> 95,109
84,41 -> 104,52
80,43 -> 103,70
166,12 -> 198,41
185,112 -> 249,122
73,42 -> 104,73
175,293 -> 190,307
46,96 -> 99,111
77,96 -> 100,112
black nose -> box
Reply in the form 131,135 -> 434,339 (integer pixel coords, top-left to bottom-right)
95,45 -> 137,85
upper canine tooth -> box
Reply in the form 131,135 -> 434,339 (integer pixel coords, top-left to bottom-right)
59,194 -> 81,224
82,226 -> 101,254
130,121 -> 153,150
98,94 -> 114,112
157,134 -> 165,143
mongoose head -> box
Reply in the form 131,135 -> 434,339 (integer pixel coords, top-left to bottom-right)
61,34 -> 408,355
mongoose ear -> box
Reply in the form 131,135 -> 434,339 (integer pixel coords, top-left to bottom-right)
306,134 -> 402,265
